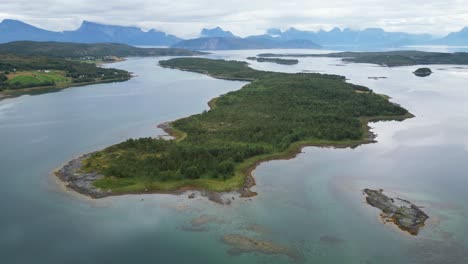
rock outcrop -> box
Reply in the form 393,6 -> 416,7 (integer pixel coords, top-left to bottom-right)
363,189 -> 429,235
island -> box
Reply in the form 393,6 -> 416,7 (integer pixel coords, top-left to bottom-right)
364,189 -> 429,235
257,51 -> 468,67
246,57 -> 299,65
56,58 -> 412,203
0,41 -> 205,100
413,67 -> 433,77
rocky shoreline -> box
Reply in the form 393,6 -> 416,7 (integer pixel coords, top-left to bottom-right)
55,153 -> 108,198
363,189 -> 429,235
55,150 -> 255,205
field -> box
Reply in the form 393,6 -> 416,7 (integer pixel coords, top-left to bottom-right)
6,71 -> 70,89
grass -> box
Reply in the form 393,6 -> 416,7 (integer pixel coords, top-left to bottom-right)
6,71 -> 70,88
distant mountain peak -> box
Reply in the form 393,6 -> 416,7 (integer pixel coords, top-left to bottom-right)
201,27 -> 237,38
1,19 -> 24,24
0,19 -> 38,29
287,27 -> 300,32
79,20 -> 105,27
77,20 -> 106,29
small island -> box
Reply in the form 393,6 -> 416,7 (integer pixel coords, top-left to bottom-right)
413,67 -> 433,77
56,58 -> 412,201
364,189 -> 429,235
246,57 -> 299,65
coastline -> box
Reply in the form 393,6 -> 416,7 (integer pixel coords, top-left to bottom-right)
0,76 -> 132,101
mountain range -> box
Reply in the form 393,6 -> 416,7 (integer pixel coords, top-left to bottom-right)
0,19 -> 180,46
172,36 -> 321,50
1,19 -> 468,50
261,27 -> 434,47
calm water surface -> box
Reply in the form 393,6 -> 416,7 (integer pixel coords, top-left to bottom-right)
1,49 -> 467,263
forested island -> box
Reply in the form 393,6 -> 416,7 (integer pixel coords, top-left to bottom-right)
258,51 -> 468,67
247,57 -> 299,65
57,58 -> 412,201
0,41 -> 204,99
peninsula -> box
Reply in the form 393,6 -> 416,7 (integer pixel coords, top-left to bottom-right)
0,41 -> 205,99
0,53 -> 130,99
56,58 -> 411,201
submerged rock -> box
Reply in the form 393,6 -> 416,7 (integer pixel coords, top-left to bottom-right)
319,235 -> 345,245
363,189 -> 429,235
191,214 -> 218,227
221,234 -> 301,261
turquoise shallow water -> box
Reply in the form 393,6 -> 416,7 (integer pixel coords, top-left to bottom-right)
1,50 -> 468,263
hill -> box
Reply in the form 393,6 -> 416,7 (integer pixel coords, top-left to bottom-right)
0,41 -> 205,58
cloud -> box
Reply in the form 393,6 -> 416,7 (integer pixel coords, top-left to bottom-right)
0,0 -> 467,38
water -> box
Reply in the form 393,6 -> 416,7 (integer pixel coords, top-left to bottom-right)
1,49 -> 468,263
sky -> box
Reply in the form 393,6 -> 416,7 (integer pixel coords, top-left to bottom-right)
1,0 -> 467,38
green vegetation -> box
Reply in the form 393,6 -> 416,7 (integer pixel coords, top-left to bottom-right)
0,53 -> 130,93
258,51 -> 468,67
0,73 -> 7,91
247,57 -> 299,65
82,58 -> 410,193
0,41 -> 205,59
5,71 -> 68,89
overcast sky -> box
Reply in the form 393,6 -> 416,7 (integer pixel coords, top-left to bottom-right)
1,0 -> 467,38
